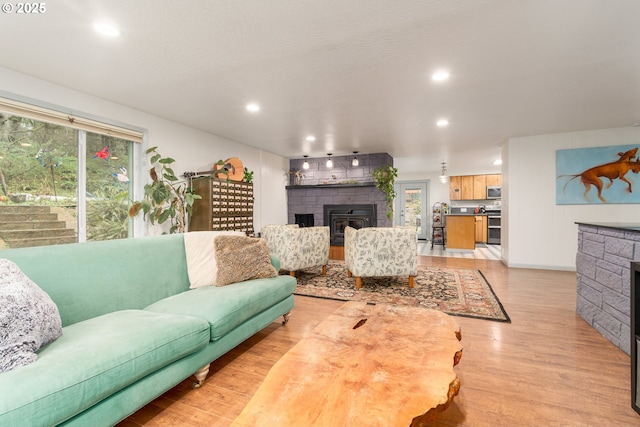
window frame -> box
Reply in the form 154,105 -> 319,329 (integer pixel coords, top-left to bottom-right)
0,91 -> 148,240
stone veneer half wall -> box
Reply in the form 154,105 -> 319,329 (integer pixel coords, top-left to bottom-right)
576,223 -> 640,355
286,153 -> 392,227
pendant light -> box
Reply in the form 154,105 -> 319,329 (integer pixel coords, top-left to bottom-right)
352,151 -> 359,166
326,153 -> 333,168
439,162 -> 448,183
302,155 -> 310,170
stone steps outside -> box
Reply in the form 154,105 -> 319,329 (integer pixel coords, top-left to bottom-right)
0,212 -> 60,222
0,205 -> 51,214
0,204 -> 77,248
6,235 -> 77,248
0,221 -> 66,230
0,228 -> 76,240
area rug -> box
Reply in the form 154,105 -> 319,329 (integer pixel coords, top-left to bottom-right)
292,260 -> 510,322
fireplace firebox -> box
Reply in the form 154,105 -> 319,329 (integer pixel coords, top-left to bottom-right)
324,204 -> 376,246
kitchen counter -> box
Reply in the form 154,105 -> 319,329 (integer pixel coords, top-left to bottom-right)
444,214 -> 475,250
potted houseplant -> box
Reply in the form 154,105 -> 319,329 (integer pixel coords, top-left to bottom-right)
128,146 -> 201,234
373,165 -> 398,220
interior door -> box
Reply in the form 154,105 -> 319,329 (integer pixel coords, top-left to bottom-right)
395,181 -> 428,240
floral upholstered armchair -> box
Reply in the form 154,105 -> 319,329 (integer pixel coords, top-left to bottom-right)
261,224 -> 330,277
344,226 -> 418,289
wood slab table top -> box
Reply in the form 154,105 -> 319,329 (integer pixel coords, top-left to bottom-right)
231,301 -> 463,427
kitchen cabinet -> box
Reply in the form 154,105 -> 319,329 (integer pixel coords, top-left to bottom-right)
461,176 -> 474,200
486,174 -> 501,186
449,176 -> 462,200
475,215 -> 487,243
448,174 -> 501,201
473,175 -> 486,200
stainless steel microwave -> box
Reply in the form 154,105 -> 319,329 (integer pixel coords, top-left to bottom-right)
486,186 -> 501,199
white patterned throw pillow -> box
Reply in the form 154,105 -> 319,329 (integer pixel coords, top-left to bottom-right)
0,259 -> 62,373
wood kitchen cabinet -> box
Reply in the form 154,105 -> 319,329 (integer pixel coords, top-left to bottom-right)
461,176 -> 474,200
486,174 -> 501,186
449,176 -> 462,200
473,175 -> 486,200
475,215 -> 487,243
449,174 -> 501,201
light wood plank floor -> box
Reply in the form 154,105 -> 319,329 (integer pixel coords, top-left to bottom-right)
418,241 -> 502,260
118,257 -> 639,426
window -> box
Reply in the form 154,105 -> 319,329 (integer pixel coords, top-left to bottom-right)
0,97 -> 143,249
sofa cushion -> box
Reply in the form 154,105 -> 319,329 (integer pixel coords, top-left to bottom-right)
0,309 -> 210,427
184,230 -> 245,289
0,234 -> 192,327
214,235 -> 277,286
0,259 -> 62,373
144,275 -> 297,341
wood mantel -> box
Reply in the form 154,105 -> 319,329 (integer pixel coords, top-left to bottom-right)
231,301 -> 463,427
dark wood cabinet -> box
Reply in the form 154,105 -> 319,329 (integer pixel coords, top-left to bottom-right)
189,176 -> 254,234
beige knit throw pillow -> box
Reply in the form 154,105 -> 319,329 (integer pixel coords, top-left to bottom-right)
214,236 -> 277,286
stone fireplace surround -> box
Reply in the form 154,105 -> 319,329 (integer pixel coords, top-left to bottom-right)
286,153 -> 393,231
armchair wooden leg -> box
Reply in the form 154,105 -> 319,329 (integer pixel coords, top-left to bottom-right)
408,276 -> 415,288
289,271 -> 296,277
322,265 -> 327,275
347,270 -> 352,278
355,277 -> 362,289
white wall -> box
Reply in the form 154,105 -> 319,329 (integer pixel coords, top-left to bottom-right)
0,66 -> 288,234
394,170 -> 449,207
505,126 -> 640,270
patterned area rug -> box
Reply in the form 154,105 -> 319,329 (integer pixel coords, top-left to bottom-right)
292,260 -> 510,322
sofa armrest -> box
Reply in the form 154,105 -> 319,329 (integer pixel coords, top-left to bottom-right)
270,254 -> 281,271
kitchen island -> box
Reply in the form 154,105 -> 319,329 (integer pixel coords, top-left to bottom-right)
445,215 -> 476,250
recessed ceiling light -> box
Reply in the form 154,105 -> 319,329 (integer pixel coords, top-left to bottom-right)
431,70 -> 450,82
305,135 -> 316,142
246,103 -> 260,112
493,159 -> 503,166
436,119 -> 449,127
92,22 -> 120,37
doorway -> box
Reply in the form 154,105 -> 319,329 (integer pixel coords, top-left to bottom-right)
395,181 -> 428,240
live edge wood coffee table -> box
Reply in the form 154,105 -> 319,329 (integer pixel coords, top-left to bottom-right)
231,301 -> 463,427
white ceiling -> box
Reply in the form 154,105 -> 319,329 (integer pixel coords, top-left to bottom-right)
1,0 -> 639,174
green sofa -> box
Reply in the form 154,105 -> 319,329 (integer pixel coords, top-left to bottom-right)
0,234 -> 296,426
